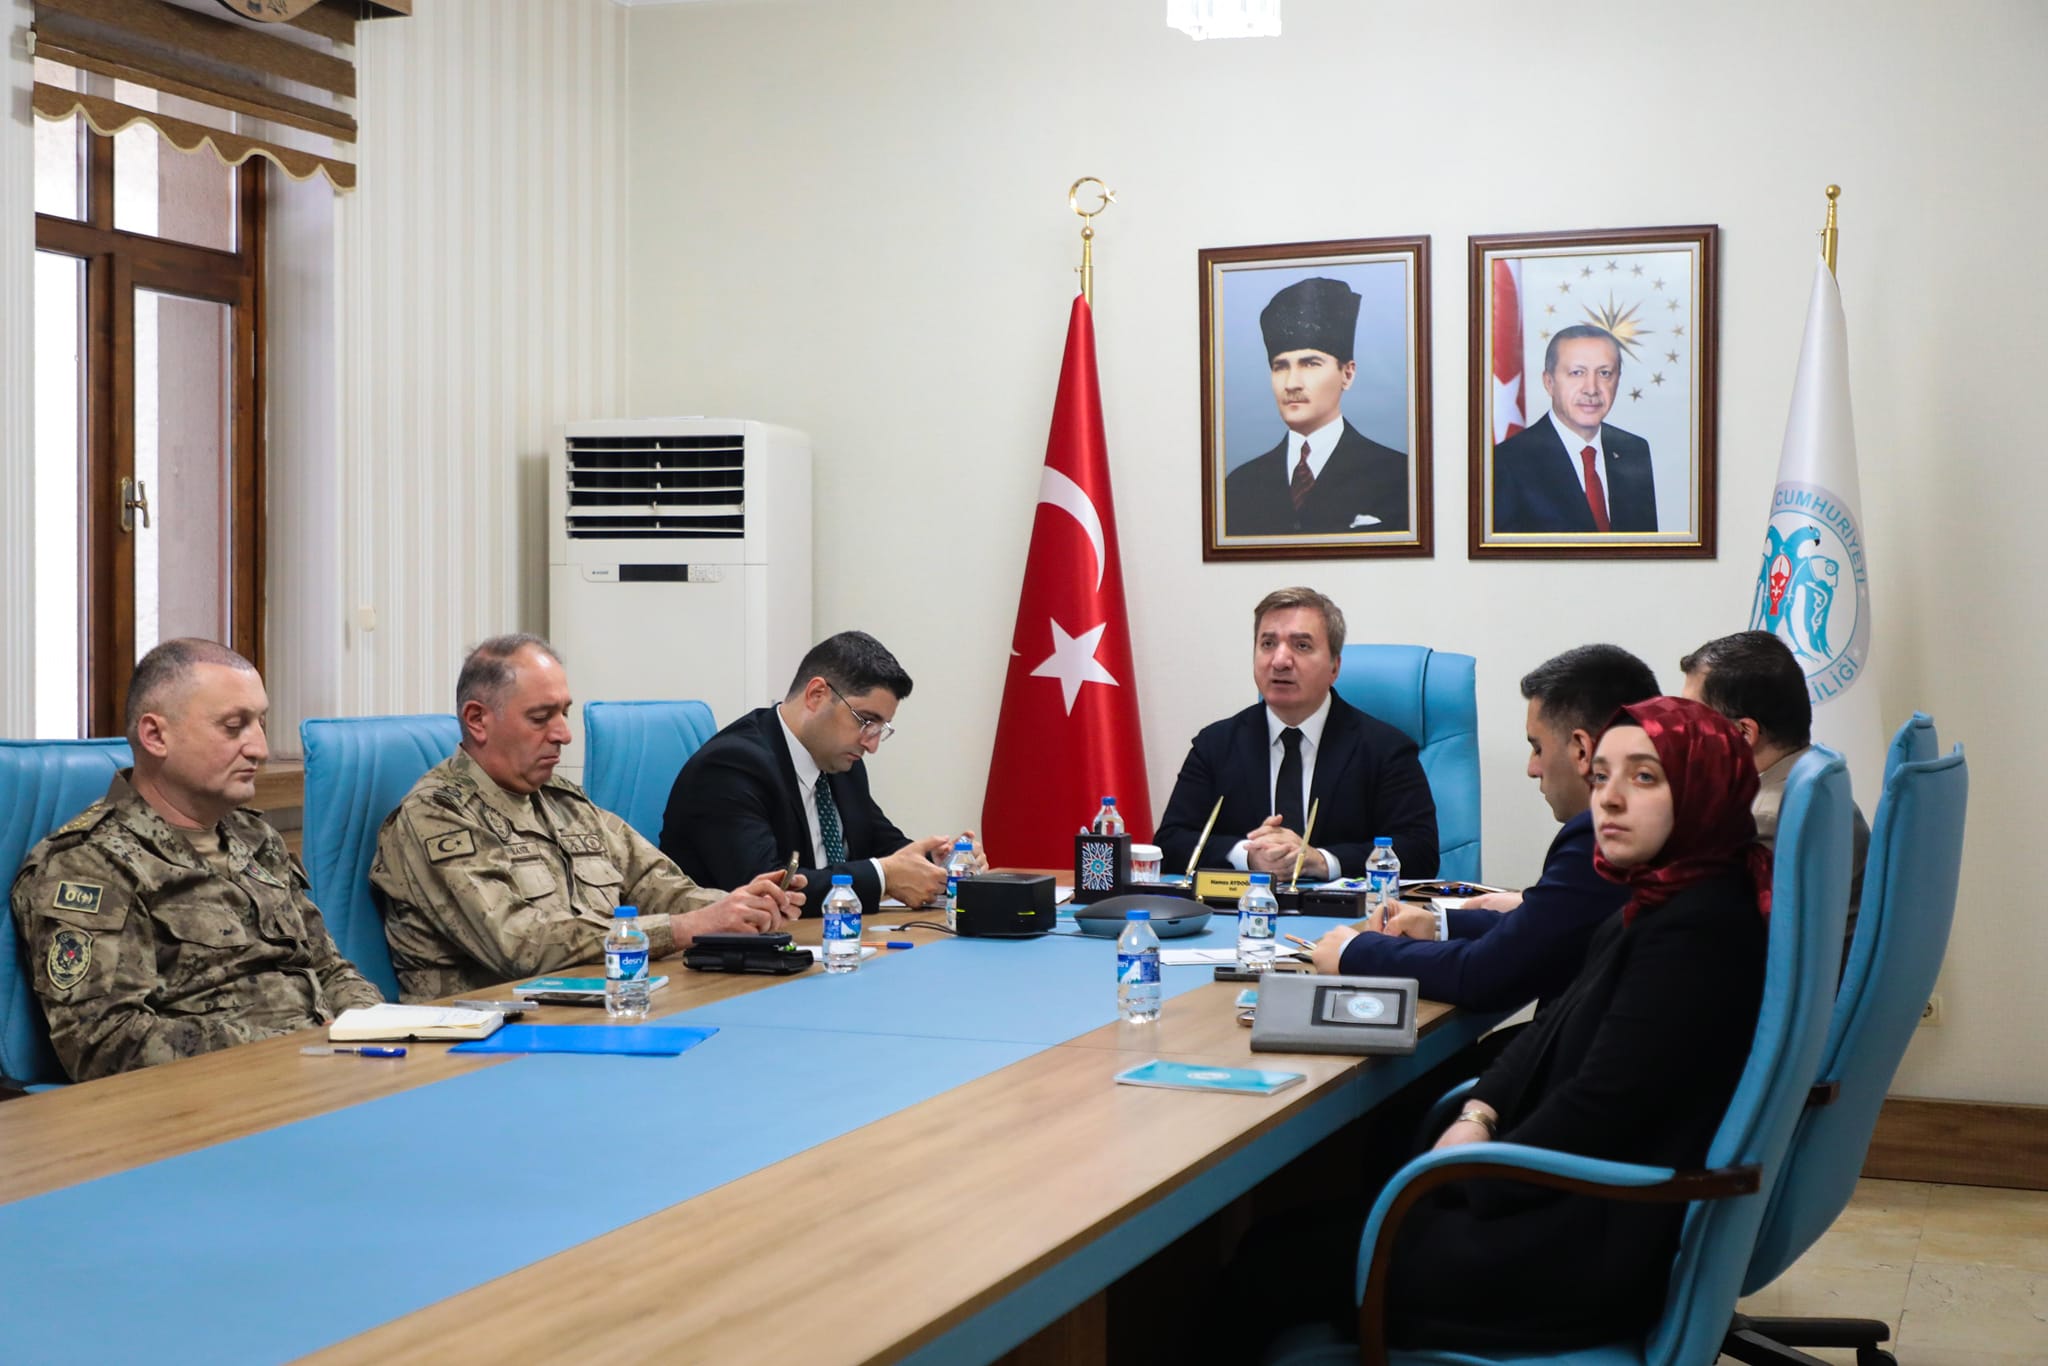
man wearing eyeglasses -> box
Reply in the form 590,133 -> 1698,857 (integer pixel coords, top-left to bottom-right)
662,631 -> 980,914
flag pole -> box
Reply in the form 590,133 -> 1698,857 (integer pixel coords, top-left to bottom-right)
1068,176 -> 1116,304
1820,184 -> 1841,276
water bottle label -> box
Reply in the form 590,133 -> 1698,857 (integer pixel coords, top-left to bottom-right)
1117,952 -> 1160,986
946,877 -> 958,901
1367,870 -> 1397,898
825,911 -> 860,941
1242,912 -> 1272,934
606,948 -> 648,981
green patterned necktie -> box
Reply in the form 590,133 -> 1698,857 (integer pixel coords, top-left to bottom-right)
816,777 -> 848,865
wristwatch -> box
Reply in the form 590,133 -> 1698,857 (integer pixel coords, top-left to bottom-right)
1457,1106 -> 1498,1138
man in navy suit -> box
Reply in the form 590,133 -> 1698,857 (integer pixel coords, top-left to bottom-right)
1311,644 -> 1659,1012
1492,325 -> 1657,534
1155,588 -> 1438,881
1223,277 -> 1410,536
661,632 -> 979,915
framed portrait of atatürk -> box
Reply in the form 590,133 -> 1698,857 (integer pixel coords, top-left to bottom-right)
1200,236 -> 1432,561
1468,225 -> 1719,559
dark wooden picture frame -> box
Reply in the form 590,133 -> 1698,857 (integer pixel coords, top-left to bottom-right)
1200,236 -> 1432,561
1468,225 -> 1718,559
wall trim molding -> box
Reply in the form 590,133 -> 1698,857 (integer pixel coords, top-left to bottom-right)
1863,1096 -> 2048,1191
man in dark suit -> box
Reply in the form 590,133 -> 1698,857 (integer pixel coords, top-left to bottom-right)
1224,277 -> 1410,536
661,631 -> 976,914
1155,587 -> 1438,880
1492,324 -> 1657,533
1311,644 -> 1659,1011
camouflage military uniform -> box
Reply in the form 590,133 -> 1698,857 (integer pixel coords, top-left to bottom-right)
370,749 -> 726,1001
8,772 -> 384,1083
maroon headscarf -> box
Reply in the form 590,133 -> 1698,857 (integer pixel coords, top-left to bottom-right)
1591,695 -> 1773,924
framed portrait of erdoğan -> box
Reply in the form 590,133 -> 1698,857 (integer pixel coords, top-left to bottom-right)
1469,225 -> 1720,559
1199,236 -> 1433,561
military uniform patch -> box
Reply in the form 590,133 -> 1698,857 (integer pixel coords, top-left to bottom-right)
53,881 -> 104,914
479,804 -> 514,843
504,841 -> 541,862
425,829 -> 477,862
558,833 -> 604,856
47,929 -> 93,991
52,805 -> 104,838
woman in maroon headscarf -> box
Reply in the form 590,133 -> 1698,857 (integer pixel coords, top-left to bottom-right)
1380,696 -> 1774,1350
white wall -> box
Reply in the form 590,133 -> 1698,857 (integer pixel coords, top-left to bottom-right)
0,1 -> 34,734
326,0 -> 627,725
622,0 -> 2048,1104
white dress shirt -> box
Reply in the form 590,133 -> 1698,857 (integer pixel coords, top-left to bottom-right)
777,708 -> 887,892
1227,691 -> 1342,878
1286,414 -> 1346,486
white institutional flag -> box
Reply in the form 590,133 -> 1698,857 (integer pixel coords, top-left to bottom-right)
1749,257 -> 1883,807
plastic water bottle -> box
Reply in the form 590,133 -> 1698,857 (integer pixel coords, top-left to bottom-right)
1366,837 -> 1402,922
822,874 -> 862,974
604,905 -> 651,1018
1237,872 -> 1278,973
1117,909 -> 1161,1023
944,839 -> 975,932
1091,796 -> 1126,837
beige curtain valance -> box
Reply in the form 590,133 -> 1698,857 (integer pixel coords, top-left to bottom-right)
33,80 -> 355,191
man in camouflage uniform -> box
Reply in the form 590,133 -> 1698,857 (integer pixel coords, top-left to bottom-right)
10,640 -> 382,1082
371,634 -> 801,1001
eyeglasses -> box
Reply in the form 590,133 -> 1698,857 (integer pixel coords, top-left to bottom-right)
831,686 -> 896,743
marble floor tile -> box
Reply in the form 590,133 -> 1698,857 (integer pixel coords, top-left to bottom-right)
1916,1182 -> 2048,1271
1896,1260 -> 2048,1355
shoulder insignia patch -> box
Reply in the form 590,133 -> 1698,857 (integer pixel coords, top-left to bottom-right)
479,804 -> 514,843
558,833 -> 605,857
53,881 -> 104,915
429,785 -> 469,813
48,929 -> 93,992
52,804 -> 107,838
425,829 -> 476,863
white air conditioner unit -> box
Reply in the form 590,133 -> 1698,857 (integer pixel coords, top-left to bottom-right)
547,417 -> 812,783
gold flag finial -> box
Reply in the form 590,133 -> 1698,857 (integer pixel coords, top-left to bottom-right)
1821,184 -> 1841,276
1069,177 -> 1115,305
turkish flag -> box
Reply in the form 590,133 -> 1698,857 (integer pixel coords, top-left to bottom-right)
1492,258 -> 1526,441
982,294 -> 1151,867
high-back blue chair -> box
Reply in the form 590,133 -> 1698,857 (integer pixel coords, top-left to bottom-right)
1727,722 -> 1968,1366
300,715 -> 461,1003
582,700 -> 718,844
1332,646 -> 1480,883
1270,747 -> 1854,1366
1,738 -> 133,1088
1881,710 -> 1938,783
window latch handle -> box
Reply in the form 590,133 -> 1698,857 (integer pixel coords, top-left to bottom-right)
120,476 -> 151,533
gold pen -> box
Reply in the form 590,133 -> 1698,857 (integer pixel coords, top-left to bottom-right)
1186,795 -> 1225,880
1288,798 -> 1321,891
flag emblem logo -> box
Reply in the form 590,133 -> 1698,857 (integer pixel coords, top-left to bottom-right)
1749,479 -> 1869,704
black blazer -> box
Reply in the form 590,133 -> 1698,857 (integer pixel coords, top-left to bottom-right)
660,705 -> 912,915
1337,810 -> 1625,1012
1153,693 -> 1439,879
1491,414 -> 1657,533
1384,873 -> 1768,1350
1224,420 -> 1410,536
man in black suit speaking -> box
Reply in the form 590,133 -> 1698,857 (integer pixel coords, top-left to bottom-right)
1223,277 -> 1410,536
661,632 -> 977,914
1492,324 -> 1657,534
1154,587 -> 1438,880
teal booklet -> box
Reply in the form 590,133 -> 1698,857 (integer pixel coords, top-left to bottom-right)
515,976 -> 670,996
1113,1059 -> 1305,1096
450,1024 -> 715,1057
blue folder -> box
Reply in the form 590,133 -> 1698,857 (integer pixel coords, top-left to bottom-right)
450,1023 -> 717,1056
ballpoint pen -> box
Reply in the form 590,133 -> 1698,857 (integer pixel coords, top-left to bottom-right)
1288,798 -> 1321,891
1186,796 -> 1225,880
300,1045 -> 407,1058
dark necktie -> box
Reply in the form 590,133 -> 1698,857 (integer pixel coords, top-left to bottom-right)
1276,727 -> 1306,833
1289,440 -> 1314,511
815,777 -> 847,864
1579,445 -> 1611,532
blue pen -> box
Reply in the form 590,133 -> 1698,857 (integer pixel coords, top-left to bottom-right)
300,1045 -> 407,1058
863,940 -> 916,950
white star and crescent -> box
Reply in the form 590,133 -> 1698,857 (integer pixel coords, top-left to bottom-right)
1032,619 -> 1120,714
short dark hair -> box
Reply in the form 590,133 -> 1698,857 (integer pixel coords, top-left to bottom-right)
1543,324 -> 1623,379
458,633 -> 559,713
126,638 -> 255,737
1679,630 -> 1811,748
1252,587 -> 1347,656
1519,644 -> 1660,738
785,631 -> 913,701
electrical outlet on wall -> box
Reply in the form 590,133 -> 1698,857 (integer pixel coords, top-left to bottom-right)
1918,995 -> 1944,1027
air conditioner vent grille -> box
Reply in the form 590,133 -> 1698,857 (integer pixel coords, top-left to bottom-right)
565,434 -> 744,538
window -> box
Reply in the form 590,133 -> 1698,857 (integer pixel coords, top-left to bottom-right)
34,69 -> 265,738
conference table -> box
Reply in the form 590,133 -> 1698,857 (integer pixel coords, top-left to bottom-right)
0,904 -> 1495,1365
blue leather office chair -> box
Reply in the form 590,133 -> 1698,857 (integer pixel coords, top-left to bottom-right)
582,700 -> 718,843
300,715 -> 461,1002
1333,646 -> 1480,882
1881,710 -> 1938,783
1267,746 -> 1855,1366
1,738 -> 133,1088
1725,721 -> 1968,1366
